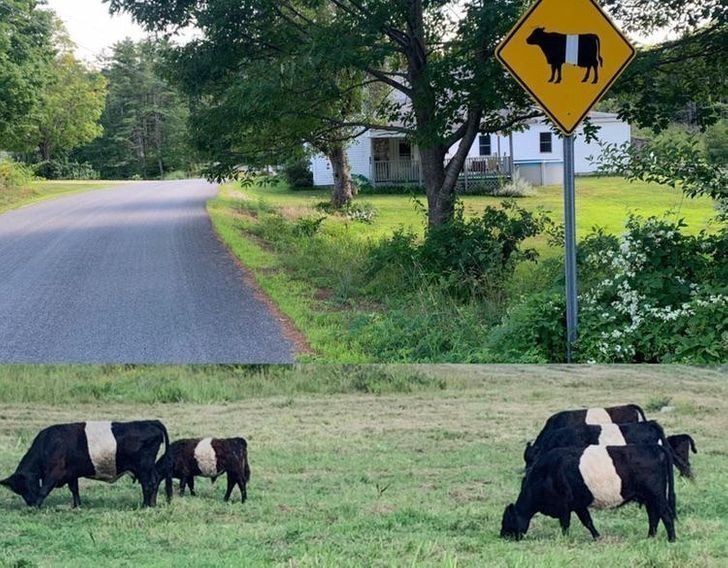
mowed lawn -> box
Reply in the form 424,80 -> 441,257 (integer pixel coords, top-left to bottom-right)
0,180 -> 128,214
219,177 -> 718,244
0,365 -> 726,567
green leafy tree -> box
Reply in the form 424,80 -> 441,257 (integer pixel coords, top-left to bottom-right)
0,0 -> 54,146
107,0 -> 726,226
9,52 -> 107,160
77,39 -> 195,179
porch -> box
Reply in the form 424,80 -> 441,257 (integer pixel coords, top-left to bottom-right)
370,155 -> 513,189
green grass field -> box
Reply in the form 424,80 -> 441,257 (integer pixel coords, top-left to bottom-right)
219,177 -> 717,242
0,180 -> 129,214
0,365 -> 726,566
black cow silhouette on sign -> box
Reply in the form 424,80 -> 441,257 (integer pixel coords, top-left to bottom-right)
527,28 -> 603,84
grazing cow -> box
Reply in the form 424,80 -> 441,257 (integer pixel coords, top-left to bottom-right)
0,421 -> 172,508
158,437 -> 250,502
526,28 -> 603,84
501,445 -> 676,542
667,434 -> 698,479
523,421 -> 692,478
530,404 -> 647,451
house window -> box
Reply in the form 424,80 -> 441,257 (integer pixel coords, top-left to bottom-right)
539,132 -> 553,153
399,141 -> 412,160
479,134 -> 491,156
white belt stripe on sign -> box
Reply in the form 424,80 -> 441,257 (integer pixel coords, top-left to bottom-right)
565,35 -> 579,65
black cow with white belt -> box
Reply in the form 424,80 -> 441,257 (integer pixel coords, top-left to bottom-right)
0,420 -> 173,508
501,444 -> 677,542
523,420 -> 692,478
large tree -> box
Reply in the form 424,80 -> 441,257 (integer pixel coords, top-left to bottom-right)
8,52 -> 107,160
77,39 -> 195,179
107,0 -> 726,226
0,0 -> 54,147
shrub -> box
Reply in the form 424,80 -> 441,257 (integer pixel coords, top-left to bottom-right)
315,200 -> 378,224
369,201 -> 551,300
0,158 -> 35,189
486,291 -> 567,363
352,174 -> 374,194
493,215 -> 728,363
163,170 -> 189,180
493,177 -> 536,197
34,158 -> 98,180
283,159 -> 314,189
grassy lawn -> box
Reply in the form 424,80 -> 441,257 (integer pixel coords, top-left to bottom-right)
0,180 -> 126,214
0,365 -> 726,567
207,177 -> 720,362
220,177 -> 717,242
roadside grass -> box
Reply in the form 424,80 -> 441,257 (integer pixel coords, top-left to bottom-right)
207,177 -> 719,363
0,180 -> 127,214
0,365 -> 726,567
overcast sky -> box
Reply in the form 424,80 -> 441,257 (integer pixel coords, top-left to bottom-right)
44,0 -> 146,62
45,0 -> 665,64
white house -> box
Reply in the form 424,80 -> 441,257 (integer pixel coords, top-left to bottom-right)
310,111 -> 630,187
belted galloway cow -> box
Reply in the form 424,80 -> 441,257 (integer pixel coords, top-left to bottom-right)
0,420 -> 172,508
158,437 -> 250,502
501,444 -> 677,542
523,421 -> 693,478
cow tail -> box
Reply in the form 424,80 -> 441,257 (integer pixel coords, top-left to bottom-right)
631,404 -> 647,422
157,421 -> 173,503
597,36 -> 603,67
663,446 -> 677,520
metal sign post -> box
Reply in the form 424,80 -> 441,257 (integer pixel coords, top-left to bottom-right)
495,0 -> 637,362
563,135 -> 578,362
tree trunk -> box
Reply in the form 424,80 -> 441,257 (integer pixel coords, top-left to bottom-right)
327,144 -> 355,208
419,145 -> 451,227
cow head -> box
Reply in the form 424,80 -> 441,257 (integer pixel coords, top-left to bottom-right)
526,27 -> 546,45
0,472 -> 41,506
500,503 -> 530,540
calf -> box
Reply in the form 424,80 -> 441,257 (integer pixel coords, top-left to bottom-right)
524,421 -> 692,478
667,434 -> 697,479
0,420 -> 172,508
158,437 -> 250,502
501,445 -> 676,542
526,28 -> 603,84
530,404 -> 646,450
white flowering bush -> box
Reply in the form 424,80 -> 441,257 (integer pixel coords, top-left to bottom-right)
578,216 -> 727,363
490,216 -> 727,363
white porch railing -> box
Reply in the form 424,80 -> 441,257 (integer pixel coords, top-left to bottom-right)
371,156 -> 512,186
372,159 -> 422,184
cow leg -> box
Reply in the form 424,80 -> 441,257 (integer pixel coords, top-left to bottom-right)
555,65 -> 563,83
68,478 -> 81,508
582,67 -> 591,83
237,478 -> 247,503
559,512 -> 571,535
658,502 -> 676,542
179,477 -> 186,496
592,65 -> 599,84
149,470 -> 160,507
646,502 -> 659,537
224,473 -> 236,502
186,476 -> 196,497
575,509 -> 600,540
549,66 -> 556,83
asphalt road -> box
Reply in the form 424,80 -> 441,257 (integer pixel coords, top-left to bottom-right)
0,180 -> 296,363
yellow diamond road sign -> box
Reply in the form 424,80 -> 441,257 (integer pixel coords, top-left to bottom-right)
496,0 -> 636,135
